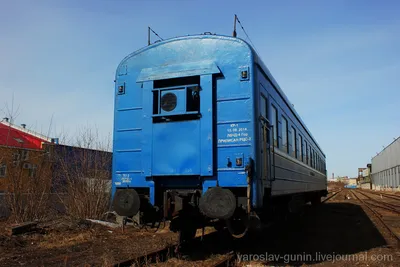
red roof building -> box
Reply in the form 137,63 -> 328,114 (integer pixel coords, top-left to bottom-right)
0,119 -> 52,149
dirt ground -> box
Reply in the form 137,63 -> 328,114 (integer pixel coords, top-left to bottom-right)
0,217 -> 178,266
233,189 -> 400,267
1,189 -> 400,267
151,189 -> 400,267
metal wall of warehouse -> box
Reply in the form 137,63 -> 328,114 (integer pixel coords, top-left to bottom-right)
371,137 -> 400,188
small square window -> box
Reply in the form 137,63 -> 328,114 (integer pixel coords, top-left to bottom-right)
21,150 -> 29,161
0,164 -> 6,178
29,165 -> 37,178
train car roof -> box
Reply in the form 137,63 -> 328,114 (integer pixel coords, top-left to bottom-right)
116,33 -> 325,158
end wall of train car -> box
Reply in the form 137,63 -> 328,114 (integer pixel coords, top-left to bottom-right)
112,35 -> 258,207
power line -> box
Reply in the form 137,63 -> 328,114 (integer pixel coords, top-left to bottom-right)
150,27 -> 163,41
234,14 -> 260,55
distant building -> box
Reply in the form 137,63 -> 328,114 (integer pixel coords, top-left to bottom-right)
343,177 -> 358,188
371,137 -> 400,190
0,119 -> 112,194
337,176 -> 349,182
0,118 -> 54,149
43,143 -> 112,192
0,119 -> 53,193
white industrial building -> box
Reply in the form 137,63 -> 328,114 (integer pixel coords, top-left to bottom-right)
371,137 -> 400,190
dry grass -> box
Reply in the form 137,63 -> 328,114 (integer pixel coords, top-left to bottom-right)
2,147 -> 53,223
38,232 -> 92,249
51,127 -> 112,221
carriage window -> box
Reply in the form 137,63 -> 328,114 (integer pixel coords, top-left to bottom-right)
260,95 -> 267,119
299,135 -> 303,161
319,158 -> 321,172
310,149 -> 313,168
291,126 -> 296,158
314,152 -> 317,170
282,116 -> 289,153
186,85 -> 200,112
312,149 -> 315,168
0,164 -> 6,178
305,141 -> 308,164
321,158 -> 323,172
271,105 -> 278,147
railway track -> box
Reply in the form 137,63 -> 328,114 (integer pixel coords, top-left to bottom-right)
113,190 -> 341,267
111,230 -> 234,267
322,189 -> 342,203
112,244 -> 237,267
350,190 -> 400,248
356,190 -> 400,215
363,190 -> 400,202
112,245 -> 176,267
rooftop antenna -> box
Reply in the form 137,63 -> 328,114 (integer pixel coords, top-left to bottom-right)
232,14 -> 260,55
148,26 -> 163,46
148,26 -> 150,46
233,14 -> 237,37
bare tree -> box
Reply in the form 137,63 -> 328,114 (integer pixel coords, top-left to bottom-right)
52,125 -> 112,220
1,99 -> 112,222
4,148 -> 53,222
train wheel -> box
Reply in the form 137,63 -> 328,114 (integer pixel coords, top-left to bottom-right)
179,227 -> 197,244
176,226 -> 197,254
311,193 -> 321,206
226,209 -> 249,238
113,189 -> 140,217
139,206 -> 165,233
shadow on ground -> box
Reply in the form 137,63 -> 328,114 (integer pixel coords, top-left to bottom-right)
182,202 -> 388,265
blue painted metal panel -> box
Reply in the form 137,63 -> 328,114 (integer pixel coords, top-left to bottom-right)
199,75 -> 213,176
136,60 -> 220,82
115,110 -> 142,132
152,120 -> 200,175
141,81 -> 153,177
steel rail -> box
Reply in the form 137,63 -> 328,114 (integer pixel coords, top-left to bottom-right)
322,189 -> 342,203
351,190 -> 400,248
356,190 -> 400,214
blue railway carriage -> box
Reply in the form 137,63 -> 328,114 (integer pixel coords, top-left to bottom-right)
111,33 -> 327,243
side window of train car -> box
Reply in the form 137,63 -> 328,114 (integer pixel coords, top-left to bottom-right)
313,150 -> 315,169
310,149 -> 313,168
299,134 -> 303,161
291,126 -> 296,158
319,157 -> 321,172
305,141 -> 308,164
271,105 -> 278,148
315,152 -> 317,170
260,95 -> 267,119
321,158 -> 323,172
282,116 -> 289,153
260,95 -> 267,141
314,151 -> 317,170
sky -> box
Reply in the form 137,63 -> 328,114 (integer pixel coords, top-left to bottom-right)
1,0 -> 399,178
